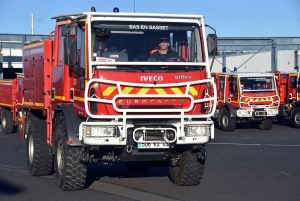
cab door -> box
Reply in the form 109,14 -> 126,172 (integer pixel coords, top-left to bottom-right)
288,74 -> 298,101
217,75 -> 226,104
229,75 -> 239,107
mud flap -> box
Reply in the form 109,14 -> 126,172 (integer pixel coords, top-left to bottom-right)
56,103 -> 82,146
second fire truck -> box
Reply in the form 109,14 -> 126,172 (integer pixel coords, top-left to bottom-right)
212,71 -> 280,131
274,70 -> 300,128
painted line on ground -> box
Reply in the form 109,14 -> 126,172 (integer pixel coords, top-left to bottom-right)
0,163 -> 179,201
210,143 -> 300,147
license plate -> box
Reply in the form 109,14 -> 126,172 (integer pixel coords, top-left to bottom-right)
137,143 -> 169,149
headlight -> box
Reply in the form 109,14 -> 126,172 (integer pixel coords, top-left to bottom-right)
185,126 -> 210,137
83,126 -> 117,138
269,109 -> 278,115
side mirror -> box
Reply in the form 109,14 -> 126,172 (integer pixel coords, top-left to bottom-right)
207,34 -> 218,56
64,38 -> 76,65
62,24 -> 77,37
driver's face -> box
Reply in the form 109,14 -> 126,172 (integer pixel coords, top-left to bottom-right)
159,41 -> 169,51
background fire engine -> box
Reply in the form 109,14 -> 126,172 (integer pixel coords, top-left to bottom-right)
212,71 -> 280,131
274,70 -> 300,128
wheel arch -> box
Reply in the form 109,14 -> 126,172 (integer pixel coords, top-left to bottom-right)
54,103 -> 83,146
218,103 -> 236,123
290,102 -> 300,118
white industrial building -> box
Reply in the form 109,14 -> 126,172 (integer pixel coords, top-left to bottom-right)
209,50 -> 298,73
1,34 -> 300,79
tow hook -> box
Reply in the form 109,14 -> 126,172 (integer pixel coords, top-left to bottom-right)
197,147 -> 207,161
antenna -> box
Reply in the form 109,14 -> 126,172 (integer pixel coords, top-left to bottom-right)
31,14 -> 34,35
134,0 -> 136,13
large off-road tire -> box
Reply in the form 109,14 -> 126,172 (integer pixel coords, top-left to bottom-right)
258,119 -> 273,130
54,113 -> 87,191
169,149 -> 205,186
292,109 -> 300,128
26,112 -> 53,176
125,162 -> 150,173
220,109 -> 236,131
1,108 -> 14,134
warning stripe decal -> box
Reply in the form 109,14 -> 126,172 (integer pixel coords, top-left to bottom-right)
244,97 -> 274,101
102,86 -> 117,96
102,86 -> 199,96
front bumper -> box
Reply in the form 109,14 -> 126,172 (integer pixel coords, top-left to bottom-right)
79,119 -> 214,146
237,108 -> 278,118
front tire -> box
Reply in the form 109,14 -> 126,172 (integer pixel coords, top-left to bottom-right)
26,112 -> 53,176
258,119 -> 273,130
169,149 -> 205,186
54,112 -> 87,191
292,109 -> 300,128
220,109 -> 236,131
1,108 -> 14,134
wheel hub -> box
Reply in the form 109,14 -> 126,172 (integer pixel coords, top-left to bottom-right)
222,115 -> 229,127
57,142 -> 64,175
2,117 -> 6,129
28,135 -> 34,163
295,113 -> 300,125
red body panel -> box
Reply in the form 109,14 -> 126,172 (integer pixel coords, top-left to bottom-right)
0,77 -> 21,124
0,80 -> 15,107
274,71 -> 299,104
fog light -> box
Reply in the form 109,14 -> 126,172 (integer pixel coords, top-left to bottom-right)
185,126 -> 209,137
83,126 -> 117,138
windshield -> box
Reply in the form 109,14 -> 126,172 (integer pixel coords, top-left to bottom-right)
240,77 -> 275,91
91,21 -> 203,63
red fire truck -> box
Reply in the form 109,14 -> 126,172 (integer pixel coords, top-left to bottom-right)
0,75 -> 24,134
0,8 -> 217,190
212,72 -> 280,131
274,70 -> 300,128
0,79 -> 16,134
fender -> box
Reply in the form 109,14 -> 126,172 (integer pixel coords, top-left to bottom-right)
218,103 -> 237,124
290,101 -> 300,118
56,103 -> 82,146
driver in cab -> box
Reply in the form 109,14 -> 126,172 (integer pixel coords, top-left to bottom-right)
149,37 -> 180,62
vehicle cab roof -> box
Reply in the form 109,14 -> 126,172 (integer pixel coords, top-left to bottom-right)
51,12 -> 205,21
214,72 -> 275,77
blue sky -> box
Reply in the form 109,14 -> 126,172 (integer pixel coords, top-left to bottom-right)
0,0 -> 299,37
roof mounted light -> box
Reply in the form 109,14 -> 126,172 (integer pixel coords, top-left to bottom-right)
91,6 -> 96,12
113,7 -> 119,12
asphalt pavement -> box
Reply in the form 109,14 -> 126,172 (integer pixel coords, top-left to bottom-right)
0,120 -> 299,201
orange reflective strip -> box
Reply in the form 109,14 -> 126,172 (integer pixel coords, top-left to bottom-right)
154,88 -> 167,94
137,88 -> 150,94
189,87 -> 198,96
170,87 -> 183,94
103,86 -> 117,96
122,87 -> 134,94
